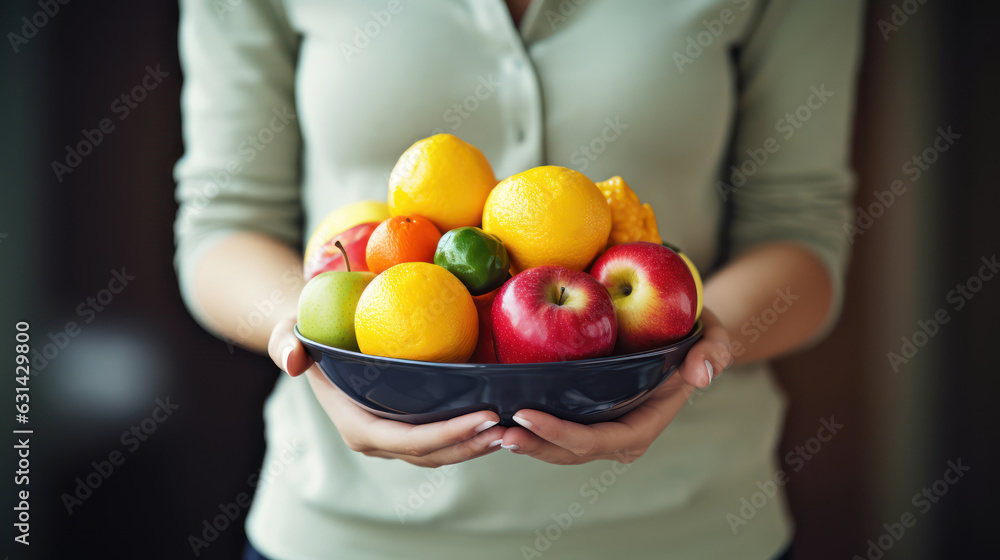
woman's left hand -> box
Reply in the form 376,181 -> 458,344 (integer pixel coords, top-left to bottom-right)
500,308 -> 732,465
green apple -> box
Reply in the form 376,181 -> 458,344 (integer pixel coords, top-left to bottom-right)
297,242 -> 376,350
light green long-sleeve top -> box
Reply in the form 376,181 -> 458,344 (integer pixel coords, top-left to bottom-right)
174,1 -> 862,558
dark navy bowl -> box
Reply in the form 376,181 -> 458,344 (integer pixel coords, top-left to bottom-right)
295,322 -> 703,426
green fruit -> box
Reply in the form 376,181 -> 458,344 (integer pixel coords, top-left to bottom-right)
434,227 -> 510,296
297,270 -> 375,351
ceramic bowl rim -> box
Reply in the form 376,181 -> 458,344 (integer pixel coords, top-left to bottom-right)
294,320 -> 703,373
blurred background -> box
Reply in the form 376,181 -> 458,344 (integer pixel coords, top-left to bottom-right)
1,0 -> 997,558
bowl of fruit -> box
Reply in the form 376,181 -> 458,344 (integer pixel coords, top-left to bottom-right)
296,134 -> 705,426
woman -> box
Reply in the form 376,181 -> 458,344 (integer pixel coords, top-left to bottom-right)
174,1 -> 863,558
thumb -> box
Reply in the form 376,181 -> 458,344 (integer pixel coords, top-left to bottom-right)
268,317 -> 313,377
678,311 -> 732,389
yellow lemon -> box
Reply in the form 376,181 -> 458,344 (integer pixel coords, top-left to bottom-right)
388,134 -> 497,232
305,200 -> 389,263
482,166 -> 611,271
663,242 -> 705,322
679,253 -> 704,321
355,262 -> 478,363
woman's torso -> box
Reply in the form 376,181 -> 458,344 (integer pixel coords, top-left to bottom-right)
297,0 -> 739,274
248,2 -> 793,558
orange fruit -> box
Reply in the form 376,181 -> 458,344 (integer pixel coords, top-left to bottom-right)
482,166 -> 612,271
365,215 -> 442,275
388,134 -> 497,232
304,200 -> 389,264
355,262 -> 478,363
597,176 -> 662,248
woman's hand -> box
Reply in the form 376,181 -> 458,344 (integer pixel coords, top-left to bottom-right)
500,308 -> 732,465
268,318 -> 507,468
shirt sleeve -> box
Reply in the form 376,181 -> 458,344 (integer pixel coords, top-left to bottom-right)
173,0 -> 302,325
726,0 -> 864,340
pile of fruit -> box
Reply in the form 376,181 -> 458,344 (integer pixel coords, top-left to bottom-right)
298,134 -> 703,364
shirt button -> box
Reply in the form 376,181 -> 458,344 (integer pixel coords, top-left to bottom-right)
516,129 -> 526,142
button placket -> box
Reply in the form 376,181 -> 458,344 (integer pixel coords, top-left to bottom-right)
475,0 -> 545,172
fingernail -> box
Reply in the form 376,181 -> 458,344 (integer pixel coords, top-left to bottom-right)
474,420 -> 498,434
488,439 -> 503,448
704,360 -> 714,386
500,443 -> 520,451
511,415 -> 533,429
281,346 -> 293,374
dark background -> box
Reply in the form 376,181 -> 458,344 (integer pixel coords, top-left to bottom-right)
1,0 -> 997,559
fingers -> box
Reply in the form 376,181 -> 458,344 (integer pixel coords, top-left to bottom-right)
678,338 -> 727,388
505,410 -> 637,458
305,368 -> 502,459
361,409 -> 502,457
679,309 -> 732,388
268,317 -> 312,377
501,428 -> 631,465
503,376 -> 694,465
363,426 -> 506,468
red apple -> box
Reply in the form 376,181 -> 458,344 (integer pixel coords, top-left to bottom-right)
491,266 -> 617,363
468,284 -> 504,363
590,241 -> 697,355
303,222 -> 379,280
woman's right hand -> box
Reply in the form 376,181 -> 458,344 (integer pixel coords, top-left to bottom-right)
268,318 -> 506,468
